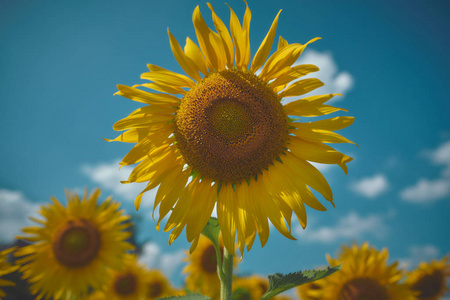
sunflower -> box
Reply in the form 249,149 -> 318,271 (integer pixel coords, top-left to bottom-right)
184,235 -> 238,299
405,256 -> 449,300
145,269 -> 176,299
0,247 -> 19,300
110,1 -> 355,254
233,275 -> 269,300
298,243 -> 416,300
14,189 -> 134,300
296,282 -> 320,300
100,255 -> 148,300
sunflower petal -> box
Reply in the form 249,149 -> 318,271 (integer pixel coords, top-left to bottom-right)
184,37 -> 208,76
115,85 -> 180,105
207,3 -> 234,68
167,29 -> 202,81
217,184 -> 236,253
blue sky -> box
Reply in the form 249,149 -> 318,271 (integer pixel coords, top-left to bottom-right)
1,0 -> 449,291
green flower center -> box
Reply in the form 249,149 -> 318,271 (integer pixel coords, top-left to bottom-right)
175,69 -> 288,183
52,219 -> 101,268
338,278 -> 388,300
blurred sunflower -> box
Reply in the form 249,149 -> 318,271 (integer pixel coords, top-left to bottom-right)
0,247 -> 19,300
14,189 -> 134,300
110,1 -> 355,254
184,235 -> 238,299
103,255 -> 148,300
297,243 -> 416,300
232,275 -> 269,300
145,269 -> 175,299
405,256 -> 449,300
296,282 -> 320,300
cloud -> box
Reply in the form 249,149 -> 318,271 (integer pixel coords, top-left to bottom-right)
350,174 -> 389,199
286,49 -> 354,103
139,242 -> 186,277
295,211 -> 389,243
399,245 -> 440,269
400,178 -> 450,203
401,141 -> 450,203
81,160 -> 155,206
0,189 -> 40,243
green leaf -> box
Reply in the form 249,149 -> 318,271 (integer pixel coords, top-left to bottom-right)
157,294 -> 211,300
260,265 -> 341,300
201,217 -> 221,249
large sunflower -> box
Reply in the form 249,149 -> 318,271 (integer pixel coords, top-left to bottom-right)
405,256 -> 449,300
14,189 -> 134,300
110,1 -> 355,254
297,243 -> 416,300
0,247 -> 19,300
184,235 -> 238,299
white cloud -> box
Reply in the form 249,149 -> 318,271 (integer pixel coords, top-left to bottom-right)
139,242 -> 186,277
350,174 -> 389,199
295,211 -> 388,243
399,245 -> 440,269
81,160 -> 156,206
401,141 -> 450,203
400,178 -> 450,203
0,189 -> 40,243
285,49 -> 354,103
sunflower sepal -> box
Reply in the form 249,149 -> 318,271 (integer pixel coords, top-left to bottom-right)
260,265 -> 341,300
201,217 -> 221,250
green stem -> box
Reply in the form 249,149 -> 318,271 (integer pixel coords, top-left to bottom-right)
218,246 -> 234,300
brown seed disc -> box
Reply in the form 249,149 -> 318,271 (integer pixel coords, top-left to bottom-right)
412,270 -> 444,298
174,69 -> 289,183
200,245 -> 222,273
338,277 -> 389,300
52,218 -> 101,268
114,273 -> 138,296
148,282 -> 163,298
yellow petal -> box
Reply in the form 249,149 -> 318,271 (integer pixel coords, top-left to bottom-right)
283,153 -> 333,202
286,103 -> 348,117
115,84 -> 180,105
207,3 -> 234,68
217,184 -> 236,253
105,127 -> 161,144
192,6 -> 223,71
113,112 -> 172,131
296,116 -> 355,131
246,180 -> 270,247
292,127 -> 357,145
227,3 -> 246,71
141,66 -> 195,88
277,36 -> 288,49
140,82 -> 186,95
271,64 -> 320,90
184,37 -> 208,76
250,9 -> 282,73
278,78 -> 324,98
167,29 -> 202,81
241,0 -> 251,69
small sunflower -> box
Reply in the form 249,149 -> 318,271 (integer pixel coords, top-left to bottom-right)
103,255 -> 148,300
298,243 -> 416,300
406,256 -> 449,300
296,282 -> 320,300
145,269 -> 175,299
110,1 -> 355,254
14,189 -> 134,300
184,235 -> 238,299
0,247 -> 19,300
233,275 -> 269,300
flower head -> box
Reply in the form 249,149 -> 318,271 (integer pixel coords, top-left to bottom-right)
15,189 -> 134,300
297,243 -> 416,300
406,256 -> 450,300
111,2 -> 355,254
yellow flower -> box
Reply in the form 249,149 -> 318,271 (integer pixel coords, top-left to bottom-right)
297,243 -> 416,300
0,247 -> 19,300
110,1 -> 355,254
233,275 -> 269,300
145,269 -> 176,299
296,282 -> 320,300
405,256 -> 449,300
184,235 -> 238,299
15,189 -> 134,300
102,255 -> 148,300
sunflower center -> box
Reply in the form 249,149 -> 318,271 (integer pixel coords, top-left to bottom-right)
201,245 -> 222,273
114,273 -> 137,296
412,270 -> 444,298
233,287 -> 252,300
148,282 -> 163,298
338,278 -> 388,300
175,69 -> 288,183
52,218 -> 101,268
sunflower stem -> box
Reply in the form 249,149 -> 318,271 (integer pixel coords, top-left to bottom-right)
219,246 -> 233,300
